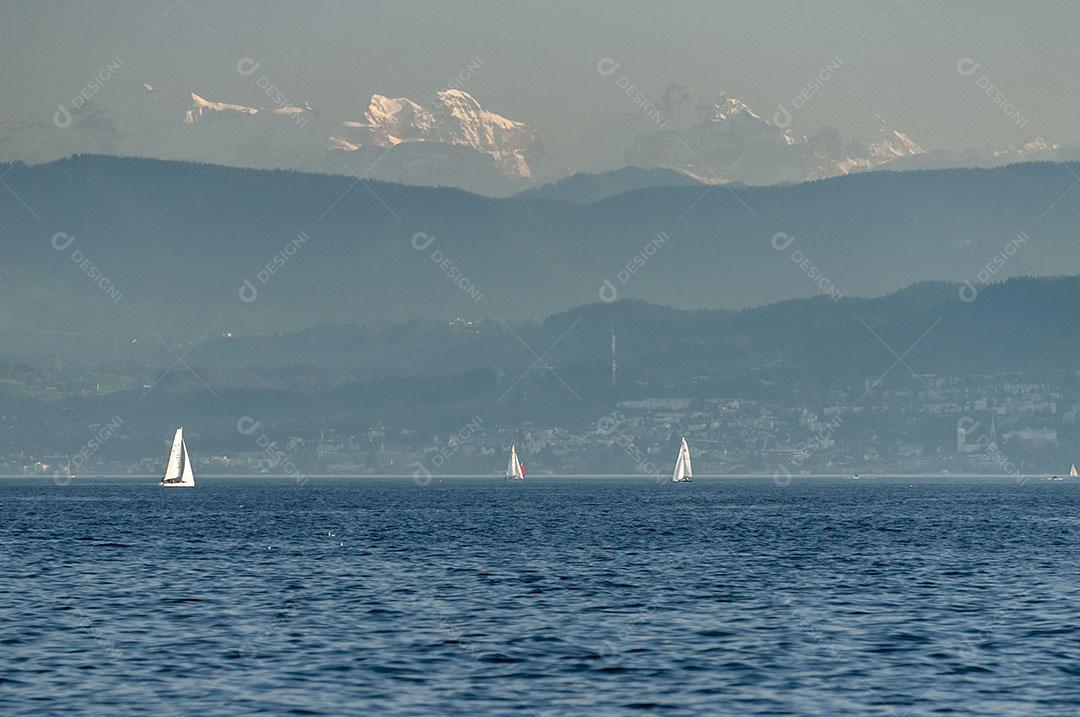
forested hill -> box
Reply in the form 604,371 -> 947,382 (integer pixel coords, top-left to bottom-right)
1,155 -> 1078,344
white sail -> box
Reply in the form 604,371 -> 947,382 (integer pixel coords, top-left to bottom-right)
672,437 -> 692,482
161,427 -> 196,487
506,444 -> 524,480
163,428 -> 183,479
672,450 -> 687,482
180,438 -> 195,485
1071,464 -> 1078,478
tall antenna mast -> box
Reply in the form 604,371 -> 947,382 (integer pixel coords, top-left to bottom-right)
610,327 -> 618,387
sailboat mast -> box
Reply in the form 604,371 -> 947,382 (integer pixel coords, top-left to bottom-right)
178,431 -> 185,478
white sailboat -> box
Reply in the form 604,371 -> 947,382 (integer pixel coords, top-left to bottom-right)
160,427 -> 196,488
671,437 -> 693,483
1071,464 -> 1078,478
505,444 -> 525,480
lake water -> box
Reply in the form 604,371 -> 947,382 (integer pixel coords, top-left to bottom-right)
2,476 -> 1080,715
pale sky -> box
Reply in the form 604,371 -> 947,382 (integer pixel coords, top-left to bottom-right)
2,0 -> 1078,154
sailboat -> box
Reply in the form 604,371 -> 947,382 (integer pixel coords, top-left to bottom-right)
505,444 -> 525,481
1071,464 -> 1078,479
671,437 -> 693,483
159,427 -> 196,488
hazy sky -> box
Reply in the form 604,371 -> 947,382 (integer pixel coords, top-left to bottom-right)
2,0 -> 1078,153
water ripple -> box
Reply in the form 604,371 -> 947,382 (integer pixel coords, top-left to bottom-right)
2,476 -> 1080,715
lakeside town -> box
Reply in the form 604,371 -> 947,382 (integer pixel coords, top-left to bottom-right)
11,370 -> 1078,479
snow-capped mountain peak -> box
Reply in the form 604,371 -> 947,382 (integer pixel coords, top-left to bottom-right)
361,94 -> 432,143
333,89 -> 542,179
868,129 -> 926,160
623,84 -> 930,185
992,136 -> 1062,158
184,92 -> 258,124
183,91 -> 316,125
708,97 -> 760,122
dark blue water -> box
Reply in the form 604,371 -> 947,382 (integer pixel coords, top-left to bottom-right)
3,477 -> 1080,716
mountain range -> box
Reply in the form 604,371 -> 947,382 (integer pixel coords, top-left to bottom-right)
2,154 -> 1079,351
7,273 -> 1080,464
183,273 -> 1080,384
3,79 -> 1076,196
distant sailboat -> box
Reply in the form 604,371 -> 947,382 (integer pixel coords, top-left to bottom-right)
671,437 -> 692,483
1052,465 -> 1079,481
160,427 -> 196,488
505,444 -> 525,481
